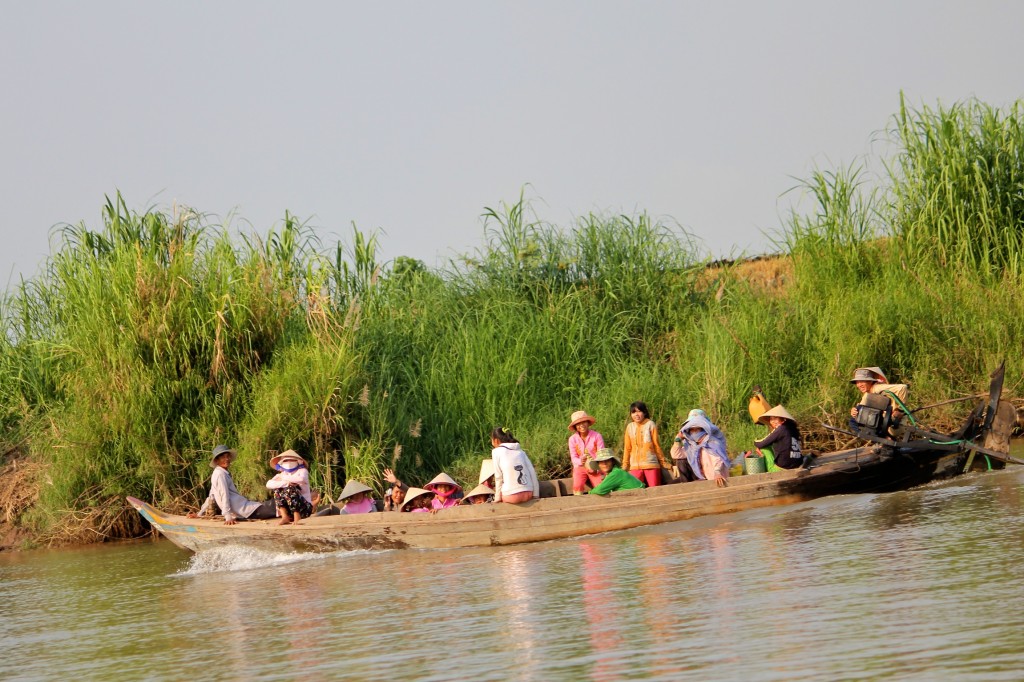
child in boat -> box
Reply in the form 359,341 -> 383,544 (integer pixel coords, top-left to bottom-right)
265,450 -> 313,525
462,483 -> 495,504
399,487 -> 435,512
382,467 -> 409,512
491,427 -> 540,504
587,448 -> 645,495
678,411 -> 731,487
622,401 -> 668,488
848,367 -> 910,430
337,480 -> 378,513
568,410 -> 606,495
754,405 -> 804,470
425,473 -> 462,510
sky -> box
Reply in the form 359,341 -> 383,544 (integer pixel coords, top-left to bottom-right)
2,1 -> 1023,286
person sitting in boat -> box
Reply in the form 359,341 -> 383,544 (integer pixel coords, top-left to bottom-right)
669,408 -> 720,482
382,468 -> 409,512
462,483 -> 495,505
266,450 -> 314,525
315,479 -> 382,516
399,487 -> 435,513
425,473 -> 462,510
754,405 -> 804,470
622,401 -> 668,488
678,411 -> 730,487
848,367 -> 910,430
187,444 -> 277,525
567,410 -> 606,495
491,427 -> 540,504
587,448 -> 644,495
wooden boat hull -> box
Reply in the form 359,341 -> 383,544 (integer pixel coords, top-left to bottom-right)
127,442 -> 983,554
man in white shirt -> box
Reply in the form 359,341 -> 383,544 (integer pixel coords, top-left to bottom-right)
187,445 -> 276,525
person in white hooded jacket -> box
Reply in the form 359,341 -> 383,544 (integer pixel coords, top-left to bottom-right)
490,427 -> 540,504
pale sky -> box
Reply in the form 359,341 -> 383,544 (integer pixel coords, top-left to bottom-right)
3,1 -> 1023,286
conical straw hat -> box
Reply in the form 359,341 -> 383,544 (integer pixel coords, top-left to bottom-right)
462,484 -> 494,502
269,449 -> 307,469
478,458 -> 495,484
338,479 -> 372,501
757,405 -> 796,425
400,487 -> 433,511
424,472 -> 462,493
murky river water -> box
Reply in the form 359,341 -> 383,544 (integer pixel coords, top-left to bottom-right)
3,464 -> 1024,681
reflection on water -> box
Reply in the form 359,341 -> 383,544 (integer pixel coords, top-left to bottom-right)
3,466 -> 1024,681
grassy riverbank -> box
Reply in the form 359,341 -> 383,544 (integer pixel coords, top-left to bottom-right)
3,95 -> 1023,547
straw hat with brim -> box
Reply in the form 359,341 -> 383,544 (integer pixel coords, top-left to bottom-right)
269,449 -> 307,470
424,472 -> 462,494
757,405 -> 796,426
478,458 -> 495,485
850,368 -> 881,384
338,479 -> 372,501
568,410 -> 597,430
463,484 -> 494,501
210,444 -> 236,468
400,487 -> 434,511
587,447 -> 621,472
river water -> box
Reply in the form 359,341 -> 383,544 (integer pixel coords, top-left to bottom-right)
3,465 -> 1024,681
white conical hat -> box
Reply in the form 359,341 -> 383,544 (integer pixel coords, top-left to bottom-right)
425,472 -> 462,493
338,479 -> 372,501
463,484 -> 494,501
757,405 -> 796,425
400,487 -> 434,511
478,458 -> 495,484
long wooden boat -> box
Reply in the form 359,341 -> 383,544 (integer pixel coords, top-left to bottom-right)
128,366 -> 1020,554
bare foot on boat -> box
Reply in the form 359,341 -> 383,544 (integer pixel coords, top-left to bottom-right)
278,517 -> 292,526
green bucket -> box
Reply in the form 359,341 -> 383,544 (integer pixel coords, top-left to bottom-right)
744,455 -> 767,475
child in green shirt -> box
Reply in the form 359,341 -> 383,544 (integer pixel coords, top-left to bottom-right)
587,448 -> 646,495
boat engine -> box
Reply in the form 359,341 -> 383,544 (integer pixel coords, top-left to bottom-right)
854,393 -> 892,437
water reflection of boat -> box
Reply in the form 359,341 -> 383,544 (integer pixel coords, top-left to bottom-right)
128,368 -> 1019,555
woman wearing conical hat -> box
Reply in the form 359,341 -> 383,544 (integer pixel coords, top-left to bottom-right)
754,405 -> 803,470
567,410 -> 606,495
266,450 -> 313,525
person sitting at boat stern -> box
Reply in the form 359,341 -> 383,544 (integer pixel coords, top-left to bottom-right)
491,427 -> 540,504
187,445 -> 277,525
425,473 -> 463,510
848,367 -> 910,432
266,450 -> 314,525
754,405 -> 803,470
567,410 -> 606,495
678,412 -> 731,487
587,448 -> 645,495
400,487 -> 435,513
462,483 -> 495,505
622,401 -> 668,488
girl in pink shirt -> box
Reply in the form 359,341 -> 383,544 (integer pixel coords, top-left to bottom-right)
424,472 -> 462,510
567,410 -> 606,494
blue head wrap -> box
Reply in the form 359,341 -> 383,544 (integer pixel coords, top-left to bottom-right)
678,414 -> 729,480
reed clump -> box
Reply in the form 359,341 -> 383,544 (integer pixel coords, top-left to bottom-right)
2,96 -> 1024,545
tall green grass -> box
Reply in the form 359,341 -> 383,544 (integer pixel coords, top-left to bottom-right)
2,96 -> 1024,543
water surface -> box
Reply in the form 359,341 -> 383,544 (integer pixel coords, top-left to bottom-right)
3,466 -> 1024,681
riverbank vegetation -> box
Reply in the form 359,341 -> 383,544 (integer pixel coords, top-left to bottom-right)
2,95 -> 1023,547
